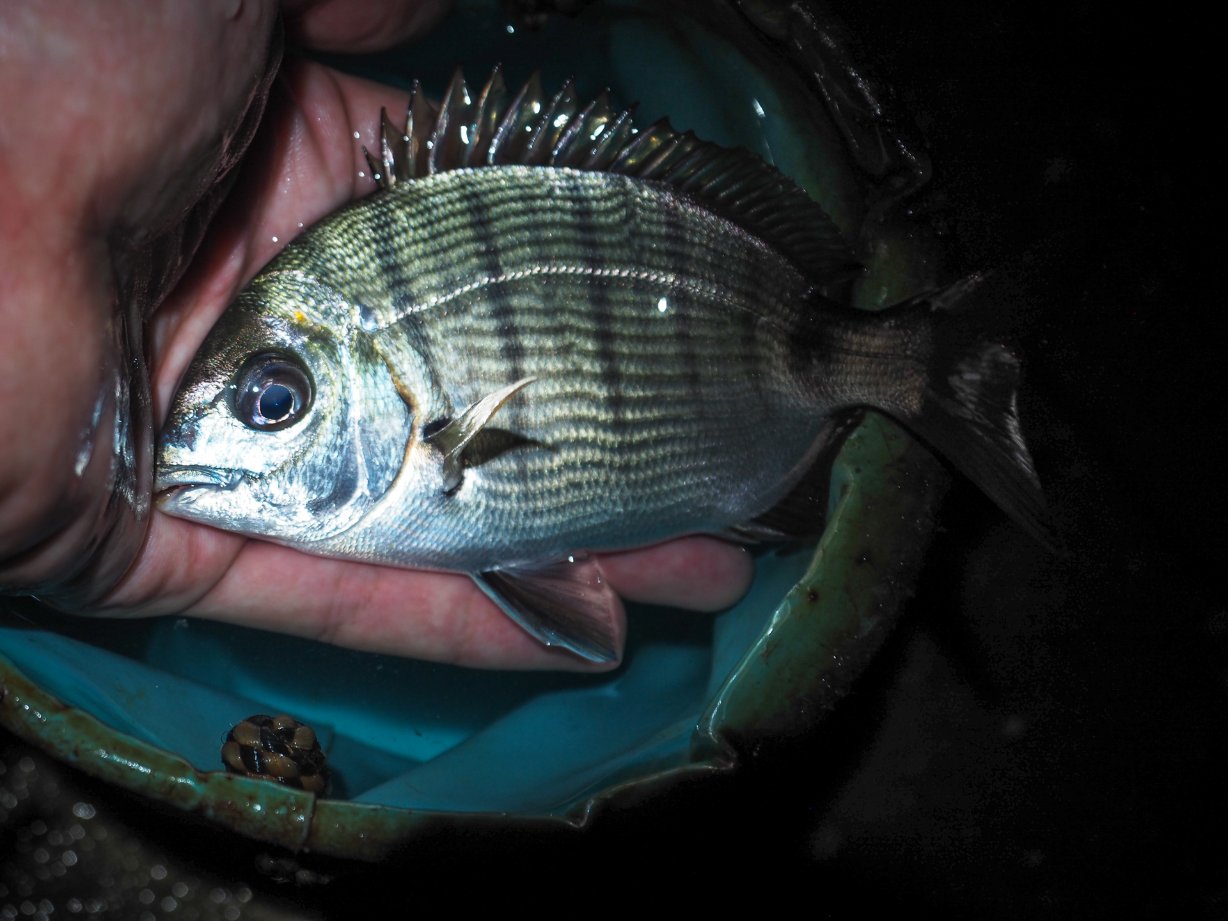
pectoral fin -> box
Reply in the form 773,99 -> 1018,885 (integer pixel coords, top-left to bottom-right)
471,554 -> 622,664
424,377 -> 536,494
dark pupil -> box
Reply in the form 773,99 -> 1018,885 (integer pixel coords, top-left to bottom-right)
233,353 -> 312,431
258,383 -> 294,422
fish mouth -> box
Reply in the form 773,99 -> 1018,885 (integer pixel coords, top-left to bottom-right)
154,465 -> 245,497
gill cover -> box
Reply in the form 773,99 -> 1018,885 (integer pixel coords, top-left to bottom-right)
157,273 -> 413,543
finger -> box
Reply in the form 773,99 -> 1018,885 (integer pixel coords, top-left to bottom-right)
281,0 -> 451,52
598,537 -> 754,612
196,543 -> 620,671
107,511 -> 621,671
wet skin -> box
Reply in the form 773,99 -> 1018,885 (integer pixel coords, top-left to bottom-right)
0,0 -> 752,669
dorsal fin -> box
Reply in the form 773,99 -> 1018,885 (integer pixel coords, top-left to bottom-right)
364,67 -> 856,281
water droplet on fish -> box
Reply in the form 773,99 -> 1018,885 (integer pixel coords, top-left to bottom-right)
352,131 -> 361,140
657,296 -> 669,314
271,235 -> 279,243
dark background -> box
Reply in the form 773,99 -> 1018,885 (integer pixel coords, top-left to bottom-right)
2,2 -> 1220,917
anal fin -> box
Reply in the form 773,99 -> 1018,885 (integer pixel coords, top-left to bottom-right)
729,410 -> 864,545
472,554 -> 622,664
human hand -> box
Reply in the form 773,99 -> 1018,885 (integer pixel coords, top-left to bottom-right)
0,0 -> 753,669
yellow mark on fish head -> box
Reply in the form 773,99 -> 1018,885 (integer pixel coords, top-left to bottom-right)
293,309 -> 308,325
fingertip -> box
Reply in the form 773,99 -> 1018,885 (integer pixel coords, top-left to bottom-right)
599,537 -> 754,612
165,544 -> 623,673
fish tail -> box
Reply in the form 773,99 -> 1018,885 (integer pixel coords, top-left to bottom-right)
915,276 -> 1052,544
818,275 -> 1052,545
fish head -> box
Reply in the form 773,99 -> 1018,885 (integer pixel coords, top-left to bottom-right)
156,270 -> 413,543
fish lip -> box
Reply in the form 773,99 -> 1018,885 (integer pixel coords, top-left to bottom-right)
154,464 -> 245,494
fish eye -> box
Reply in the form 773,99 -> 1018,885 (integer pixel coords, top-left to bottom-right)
232,352 -> 313,431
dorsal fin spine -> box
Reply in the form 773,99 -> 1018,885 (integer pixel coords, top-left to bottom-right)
405,82 -> 429,178
583,112 -> 635,169
532,80 -> 579,163
375,68 -> 856,281
466,65 -> 505,168
551,96 -> 600,162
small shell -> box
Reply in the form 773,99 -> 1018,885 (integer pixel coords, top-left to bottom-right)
221,714 -> 328,795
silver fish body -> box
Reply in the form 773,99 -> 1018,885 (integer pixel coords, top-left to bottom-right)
157,71 -> 1045,662
161,167 -> 845,566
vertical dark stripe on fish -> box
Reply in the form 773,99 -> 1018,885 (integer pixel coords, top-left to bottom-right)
568,173 -> 624,429
464,182 -> 525,385
670,279 -> 705,412
662,207 -> 707,413
371,213 -> 416,318
464,179 -> 534,482
737,281 -> 761,399
785,285 -> 820,389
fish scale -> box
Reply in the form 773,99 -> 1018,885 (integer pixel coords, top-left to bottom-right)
157,69 -> 1047,662
290,169 -> 825,562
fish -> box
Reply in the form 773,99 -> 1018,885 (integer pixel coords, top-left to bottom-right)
155,68 -> 1047,663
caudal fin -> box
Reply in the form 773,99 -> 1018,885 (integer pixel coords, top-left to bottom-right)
903,275 -> 1053,546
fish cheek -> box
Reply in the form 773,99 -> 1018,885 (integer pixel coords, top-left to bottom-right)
299,423 -> 363,521
281,333 -> 417,540
217,420 -> 323,536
